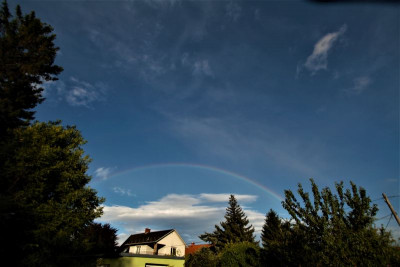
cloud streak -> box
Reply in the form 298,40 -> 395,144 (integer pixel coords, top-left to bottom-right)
66,77 -> 107,107
304,24 -> 347,74
41,77 -> 107,107
94,167 -> 113,180
226,1 -> 242,22
346,76 -> 371,95
193,59 -> 213,77
113,187 -> 135,197
166,114 -> 321,177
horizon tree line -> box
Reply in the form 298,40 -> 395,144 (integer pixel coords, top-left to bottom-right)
186,180 -> 400,266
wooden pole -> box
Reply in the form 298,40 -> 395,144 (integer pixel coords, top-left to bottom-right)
382,193 -> 400,227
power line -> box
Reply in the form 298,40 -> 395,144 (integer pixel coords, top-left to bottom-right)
386,214 -> 393,229
376,214 -> 392,221
372,197 -> 384,202
371,195 -> 399,202
382,193 -> 400,227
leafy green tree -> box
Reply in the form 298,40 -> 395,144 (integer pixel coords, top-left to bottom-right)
0,0 -> 62,135
217,242 -> 260,267
279,179 -> 400,266
0,2 -> 106,266
200,195 -> 256,250
0,122 -> 104,266
185,247 -> 217,267
81,222 -> 118,257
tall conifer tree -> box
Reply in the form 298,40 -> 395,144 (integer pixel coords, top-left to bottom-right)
260,209 -> 290,266
0,0 -> 62,136
200,195 -> 256,250
261,209 -> 281,249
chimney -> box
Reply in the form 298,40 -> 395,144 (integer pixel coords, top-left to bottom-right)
145,228 -> 151,234
191,242 -> 195,246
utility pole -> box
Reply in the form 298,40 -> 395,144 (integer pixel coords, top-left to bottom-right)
382,193 -> 400,227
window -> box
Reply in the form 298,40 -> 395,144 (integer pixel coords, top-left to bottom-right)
136,246 -> 141,254
171,247 -> 177,256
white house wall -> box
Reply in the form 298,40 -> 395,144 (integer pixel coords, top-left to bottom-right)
128,244 -> 153,255
157,231 -> 186,257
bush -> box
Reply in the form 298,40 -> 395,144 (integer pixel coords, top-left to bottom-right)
185,247 -> 217,267
217,242 -> 260,267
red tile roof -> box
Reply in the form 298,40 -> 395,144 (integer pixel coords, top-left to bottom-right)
185,243 -> 211,255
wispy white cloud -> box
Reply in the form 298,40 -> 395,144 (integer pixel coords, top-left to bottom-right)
98,193 -> 264,243
113,187 -> 135,197
303,24 -> 347,74
246,209 -> 267,232
87,25 -> 168,82
94,167 -> 114,180
226,1 -> 242,22
41,79 -> 66,100
166,114 -> 320,177
83,3 -> 215,90
254,8 -> 261,21
41,77 -> 107,107
346,76 -> 371,95
385,178 -> 398,183
144,0 -> 180,9
116,232 -> 129,245
193,60 -> 213,77
66,77 -> 107,107
180,53 -> 213,77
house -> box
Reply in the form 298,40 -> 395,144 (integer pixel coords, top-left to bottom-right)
185,242 -> 211,255
98,228 -> 186,267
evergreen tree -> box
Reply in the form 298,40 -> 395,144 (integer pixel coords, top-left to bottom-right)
0,0 -> 62,136
261,209 -> 281,249
260,209 -> 285,266
200,195 -> 256,250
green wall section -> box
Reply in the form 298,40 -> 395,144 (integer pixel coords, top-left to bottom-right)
98,256 -> 185,267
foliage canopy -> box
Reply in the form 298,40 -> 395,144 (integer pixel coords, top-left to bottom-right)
260,179 -> 400,266
0,122 -> 104,266
217,241 -> 260,267
185,247 -> 217,267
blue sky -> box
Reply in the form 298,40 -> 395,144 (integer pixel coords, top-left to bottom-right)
11,0 -> 399,243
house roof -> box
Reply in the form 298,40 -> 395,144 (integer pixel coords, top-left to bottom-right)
185,243 -> 211,255
121,229 -> 175,247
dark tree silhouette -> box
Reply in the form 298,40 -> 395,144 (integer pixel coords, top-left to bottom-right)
0,0 -> 62,136
200,195 -> 256,250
